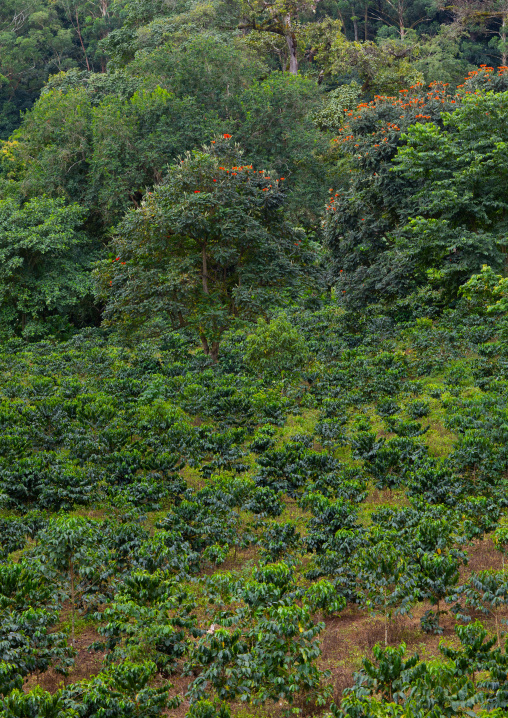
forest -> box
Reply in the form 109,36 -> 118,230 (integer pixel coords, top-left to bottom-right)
3,0 -> 508,716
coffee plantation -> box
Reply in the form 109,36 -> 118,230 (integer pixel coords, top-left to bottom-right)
0,290 -> 506,716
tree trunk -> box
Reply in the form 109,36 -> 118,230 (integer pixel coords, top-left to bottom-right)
399,2 -> 405,39
75,10 -> 91,71
200,336 -> 219,361
353,15 -> 359,41
286,26 -> 298,75
202,246 -> 209,294
200,334 -> 210,355
210,342 -> 220,363
365,4 -> 369,39
502,13 -> 507,65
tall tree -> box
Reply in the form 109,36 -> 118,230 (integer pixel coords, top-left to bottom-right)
450,0 -> 508,64
372,0 -> 437,40
0,196 -> 94,337
239,0 -> 320,74
0,0 -> 121,137
96,142 -> 316,359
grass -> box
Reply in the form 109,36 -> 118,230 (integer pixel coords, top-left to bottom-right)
276,409 -> 320,446
58,613 -> 97,638
180,464 -> 207,490
425,409 -> 457,457
360,485 -> 409,526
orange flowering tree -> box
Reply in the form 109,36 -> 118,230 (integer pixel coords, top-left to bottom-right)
324,80 -> 458,309
95,139 -> 315,360
324,66 -> 508,313
390,85 -> 508,302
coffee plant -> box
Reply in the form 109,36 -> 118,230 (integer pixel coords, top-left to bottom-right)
1,276 -> 508,716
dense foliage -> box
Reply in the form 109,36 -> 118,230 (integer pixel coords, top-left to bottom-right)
0,288 -> 505,715
3,1 -> 508,716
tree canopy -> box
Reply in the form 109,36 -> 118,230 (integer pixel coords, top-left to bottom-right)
96,144 -> 316,358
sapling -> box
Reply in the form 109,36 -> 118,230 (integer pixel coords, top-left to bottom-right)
453,570 -> 508,647
415,552 -> 461,633
354,539 -> 416,645
493,526 -> 508,572
36,517 -> 110,645
303,578 -> 346,618
352,642 -> 419,702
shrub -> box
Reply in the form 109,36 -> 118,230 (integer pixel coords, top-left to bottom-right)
244,313 -> 309,377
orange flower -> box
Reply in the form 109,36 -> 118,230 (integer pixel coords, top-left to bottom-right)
223,133 -> 232,139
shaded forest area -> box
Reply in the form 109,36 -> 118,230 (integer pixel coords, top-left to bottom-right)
3,1 -> 508,717
2,0 -> 508,342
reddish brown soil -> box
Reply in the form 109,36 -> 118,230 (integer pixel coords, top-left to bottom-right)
23,537 -> 508,716
24,626 -> 105,693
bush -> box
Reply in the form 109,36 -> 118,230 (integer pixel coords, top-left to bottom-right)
244,313 -> 309,377
407,400 -> 430,418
